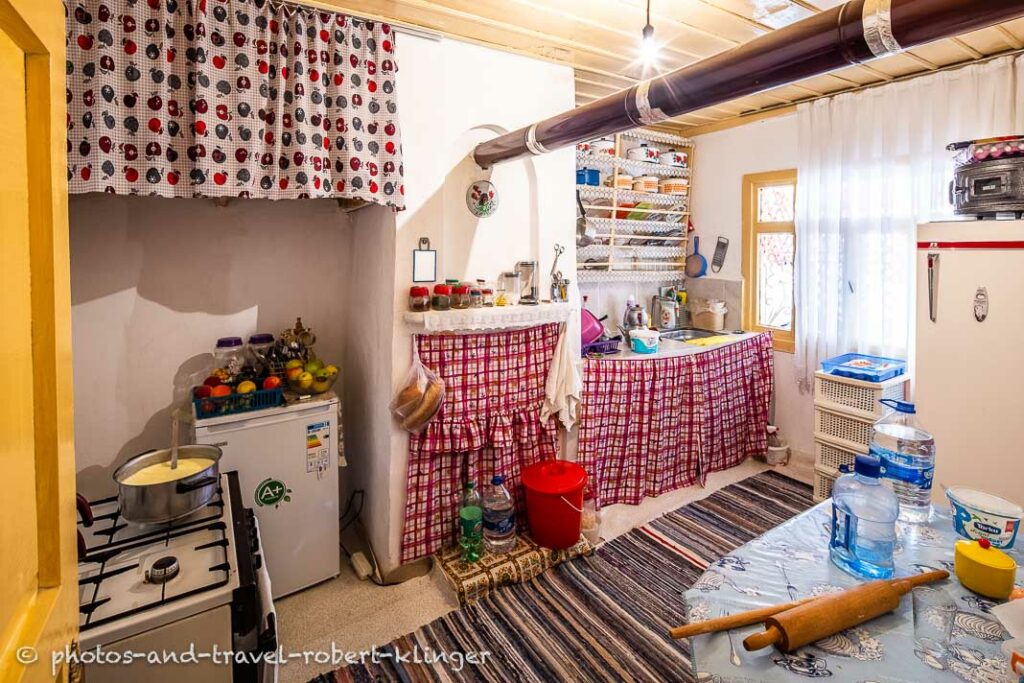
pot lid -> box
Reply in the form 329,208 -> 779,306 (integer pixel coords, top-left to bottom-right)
522,460 -> 587,495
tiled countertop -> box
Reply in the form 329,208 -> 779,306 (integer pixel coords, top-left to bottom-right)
589,331 -> 758,361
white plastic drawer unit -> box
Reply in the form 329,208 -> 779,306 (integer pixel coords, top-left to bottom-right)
813,405 -> 875,453
813,371 -> 908,421
193,395 -> 341,598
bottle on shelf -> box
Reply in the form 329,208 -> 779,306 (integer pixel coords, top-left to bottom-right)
871,399 -> 935,524
829,454 -> 899,580
459,482 -> 483,563
483,475 -> 517,554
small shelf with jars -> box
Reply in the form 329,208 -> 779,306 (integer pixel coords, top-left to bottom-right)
576,127 -> 694,284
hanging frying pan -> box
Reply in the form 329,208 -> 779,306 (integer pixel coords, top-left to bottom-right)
685,236 -> 707,278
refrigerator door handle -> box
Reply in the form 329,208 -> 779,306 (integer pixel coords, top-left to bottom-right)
927,252 -> 940,323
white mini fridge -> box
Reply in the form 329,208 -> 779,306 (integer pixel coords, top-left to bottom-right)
193,393 -> 340,598
916,221 -> 1024,506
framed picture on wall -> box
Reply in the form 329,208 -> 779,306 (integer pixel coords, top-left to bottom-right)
412,237 -> 437,283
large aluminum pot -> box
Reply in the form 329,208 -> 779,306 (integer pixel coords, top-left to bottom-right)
113,445 -> 221,524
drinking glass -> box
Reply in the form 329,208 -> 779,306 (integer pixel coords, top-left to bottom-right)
912,586 -> 956,655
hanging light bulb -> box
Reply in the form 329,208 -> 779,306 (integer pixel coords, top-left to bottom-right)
640,0 -> 658,66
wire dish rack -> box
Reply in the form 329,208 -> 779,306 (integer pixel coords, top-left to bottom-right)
576,127 -> 694,283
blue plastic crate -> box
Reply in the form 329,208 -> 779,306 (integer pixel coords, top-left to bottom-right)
820,353 -> 907,383
193,386 -> 284,419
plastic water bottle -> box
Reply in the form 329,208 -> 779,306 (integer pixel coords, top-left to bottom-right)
829,454 -> 899,580
459,482 -> 483,563
483,475 -> 516,554
871,399 -> 935,524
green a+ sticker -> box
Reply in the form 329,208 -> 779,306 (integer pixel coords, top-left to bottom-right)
254,478 -> 291,508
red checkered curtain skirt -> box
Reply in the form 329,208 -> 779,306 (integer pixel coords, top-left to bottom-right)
578,333 -> 773,508
400,323 -> 560,563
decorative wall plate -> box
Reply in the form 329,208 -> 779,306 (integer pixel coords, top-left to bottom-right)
467,180 -> 499,217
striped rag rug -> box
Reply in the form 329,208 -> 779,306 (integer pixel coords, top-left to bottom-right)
316,471 -> 813,683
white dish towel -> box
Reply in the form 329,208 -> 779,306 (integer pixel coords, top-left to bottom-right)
541,324 -> 582,431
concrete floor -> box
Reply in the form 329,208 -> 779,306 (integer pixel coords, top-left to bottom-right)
275,459 -> 811,683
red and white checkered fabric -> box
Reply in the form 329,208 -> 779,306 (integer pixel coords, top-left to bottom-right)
400,323 -> 560,563
578,333 -> 773,508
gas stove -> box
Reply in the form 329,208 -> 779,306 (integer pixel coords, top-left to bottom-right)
77,472 -> 276,682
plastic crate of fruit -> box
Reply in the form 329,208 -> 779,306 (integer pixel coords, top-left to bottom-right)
193,386 -> 284,419
820,353 -> 906,383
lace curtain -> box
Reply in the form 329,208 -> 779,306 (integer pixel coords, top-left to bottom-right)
66,0 -> 405,207
794,55 -> 1024,387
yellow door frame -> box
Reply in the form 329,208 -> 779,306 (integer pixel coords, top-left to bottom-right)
0,0 -> 76,680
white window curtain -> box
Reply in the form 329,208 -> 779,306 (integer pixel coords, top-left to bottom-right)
794,54 -> 1024,389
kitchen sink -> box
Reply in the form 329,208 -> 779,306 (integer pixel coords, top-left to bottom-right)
659,327 -> 729,341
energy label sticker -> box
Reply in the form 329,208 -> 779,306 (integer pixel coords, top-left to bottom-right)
306,420 -> 331,474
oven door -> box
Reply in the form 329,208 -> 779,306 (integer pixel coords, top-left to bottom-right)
255,518 -> 278,683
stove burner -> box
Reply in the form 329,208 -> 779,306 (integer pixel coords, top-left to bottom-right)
146,556 -> 180,584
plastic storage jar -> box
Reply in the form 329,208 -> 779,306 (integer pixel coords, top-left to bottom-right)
408,286 -> 431,312
451,284 -> 471,309
432,284 -> 452,311
246,333 -> 275,373
214,337 -> 246,379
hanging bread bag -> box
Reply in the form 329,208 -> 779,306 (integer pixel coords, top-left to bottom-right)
391,337 -> 445,433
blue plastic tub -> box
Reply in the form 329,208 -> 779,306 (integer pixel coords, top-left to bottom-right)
820,353 -> 906,382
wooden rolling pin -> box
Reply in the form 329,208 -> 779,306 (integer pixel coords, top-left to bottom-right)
669,596 -> 819,639
743,569 -> 949,653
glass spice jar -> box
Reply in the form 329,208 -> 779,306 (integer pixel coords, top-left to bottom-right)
408,286 -> 431,312
481,287 -> 495,307
432,284 -> 452,311
451,284 -> 471,309
469,287 -> 484,308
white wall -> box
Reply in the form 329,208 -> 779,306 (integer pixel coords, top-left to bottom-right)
352,32 -> 577,575
71,195 -> 353,498
690,115 -> 814,462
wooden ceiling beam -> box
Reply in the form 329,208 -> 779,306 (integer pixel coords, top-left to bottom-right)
605,0 -> 744,46
950,36 -> 986,59
500,0 -> 708,61
997,24 -> 1024,49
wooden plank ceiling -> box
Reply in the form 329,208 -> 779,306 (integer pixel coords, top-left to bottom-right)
323,0 -> 1024,135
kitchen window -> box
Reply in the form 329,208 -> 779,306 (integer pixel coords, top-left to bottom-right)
742,170 -> 796,353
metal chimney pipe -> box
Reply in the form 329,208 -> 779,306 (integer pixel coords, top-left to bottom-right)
473,0 -> 1024,167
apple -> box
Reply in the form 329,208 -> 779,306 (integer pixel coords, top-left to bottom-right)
193,385 -> 213,399
203,376 -> 222,387
262,376 -> 282,390
285,366 -> 303,382
296,371 -> 313,390
211,384 -> 232,397
304,359 -> 324,374
285,359 -> 304,370
324,364 -> 339,378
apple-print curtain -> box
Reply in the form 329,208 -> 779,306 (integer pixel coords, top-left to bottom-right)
65,0 -> 405,208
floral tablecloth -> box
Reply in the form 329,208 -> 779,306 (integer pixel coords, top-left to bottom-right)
685,503 -> 1019,682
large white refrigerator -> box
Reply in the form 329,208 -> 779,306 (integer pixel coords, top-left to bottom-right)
915,221 -> 1024,506
192,393 -> 340,597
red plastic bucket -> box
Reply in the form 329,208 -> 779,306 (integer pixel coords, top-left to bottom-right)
522,460 -> 587,549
